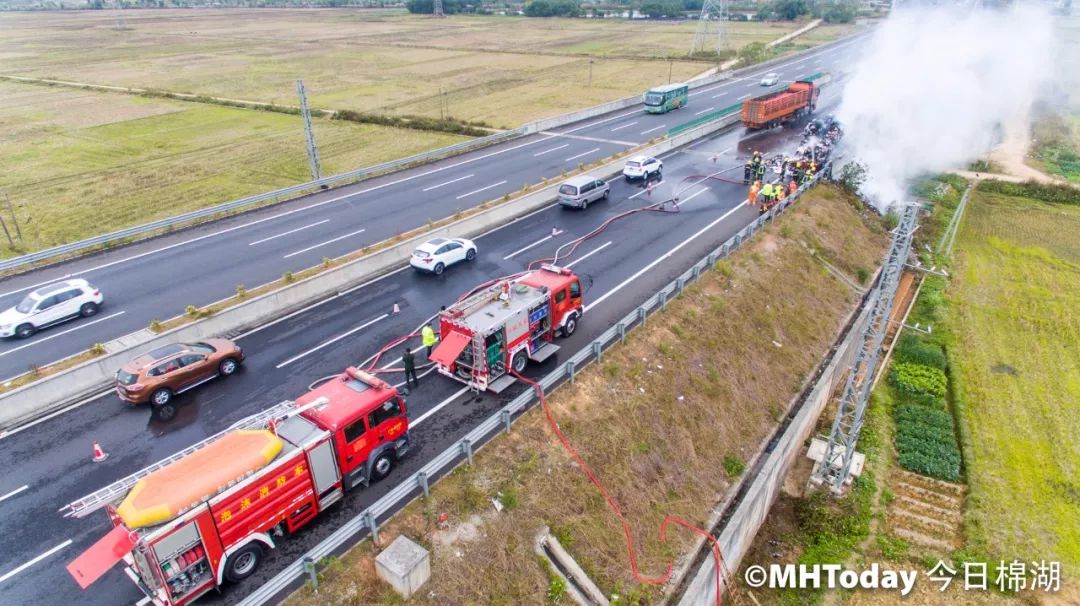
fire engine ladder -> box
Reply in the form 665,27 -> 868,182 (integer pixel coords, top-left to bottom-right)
452,281 -> 505,318
468,331 -> 485,393
59,398 -> 325,519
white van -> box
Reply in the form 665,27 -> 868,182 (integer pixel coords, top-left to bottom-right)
558,175 -> 610,209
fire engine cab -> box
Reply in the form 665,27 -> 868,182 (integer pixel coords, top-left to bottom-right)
63,368 -> 409,606
431,264 -> 583,393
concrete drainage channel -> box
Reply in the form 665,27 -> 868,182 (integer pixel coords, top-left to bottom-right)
234,169 -> 835,606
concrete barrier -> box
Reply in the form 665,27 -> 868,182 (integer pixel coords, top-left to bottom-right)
0,109 -> 746,431
674,297 -> 875,605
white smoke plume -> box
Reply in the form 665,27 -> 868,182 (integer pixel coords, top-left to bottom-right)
836,4 -> 1057,209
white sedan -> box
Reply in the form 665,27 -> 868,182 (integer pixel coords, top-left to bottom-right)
622,155 -> 663,180
760,73 -> 780,86
410,237 -> 477,275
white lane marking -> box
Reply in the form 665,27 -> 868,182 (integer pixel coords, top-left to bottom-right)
0,388 -> 114,440
671,187 -> 710,209
503,235 -> 553,260
456,180 -> 508,200
610,121 -> 639,132
640,124 -> 666,135
411,386 -> 470,428
565,147 -> 600,162
711,91 -> 728,99
422,174 -> 474,192
0,137 -> 558,300
248,219 -> 330,246
542,131 -> 637,146
565,241 -> 613,268
0,540 -> 72,585
533,144 -> 570,157
0,485 -> 28,504
695,107 -> 716,116
136,597 -> 152,606
629,180 -> 664,199
737,93 -> 751,100
557,109 -> 641,135
0,311 -> 126,359
282,228 -> 366,259
275,313 -> 389,369
585,201 -> 742,313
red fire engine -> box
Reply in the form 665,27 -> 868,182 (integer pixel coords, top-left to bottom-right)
63,367 -> 410,606
430,265 -> 583,393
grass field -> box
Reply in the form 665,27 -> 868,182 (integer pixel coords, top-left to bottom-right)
0,81 -> 466,254
283,184 -> 888,605
949,188 -> 1080,575
0,10 -> 848,126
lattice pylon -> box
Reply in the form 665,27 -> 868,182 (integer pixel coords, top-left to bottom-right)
434,0 -> 445,17
690,0 -> 728,56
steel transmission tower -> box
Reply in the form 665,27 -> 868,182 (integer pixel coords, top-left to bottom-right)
690,0 -> 728,56
296,79 -> 321,182
434,0 -> 445,17
812,202 -> 921,492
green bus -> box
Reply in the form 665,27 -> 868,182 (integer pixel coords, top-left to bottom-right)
643,83 -> 689,114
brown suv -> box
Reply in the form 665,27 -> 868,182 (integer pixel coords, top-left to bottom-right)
115,339 -> 244,407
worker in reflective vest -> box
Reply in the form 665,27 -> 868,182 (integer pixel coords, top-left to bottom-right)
748,181 -> 760,206
789,180 -> 798,195
422,324 -> 437,357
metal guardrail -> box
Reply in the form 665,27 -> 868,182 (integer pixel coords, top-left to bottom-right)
237,169 -> 829,606
0,129 -> 526,274
668,102 -> 743,137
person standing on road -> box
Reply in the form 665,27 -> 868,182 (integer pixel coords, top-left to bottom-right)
402,347 -> 419,388
422,323 -> 438,357
748,180 -> 760,207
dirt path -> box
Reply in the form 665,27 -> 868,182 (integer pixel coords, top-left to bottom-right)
969,109 -> 1073,185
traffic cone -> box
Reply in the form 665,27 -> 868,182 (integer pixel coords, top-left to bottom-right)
551,226 -> 562,237
647,181 -> 654,196
92,441 -> 109,463
392,302 -> 400,314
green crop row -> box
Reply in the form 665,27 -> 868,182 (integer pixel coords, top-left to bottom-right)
894,403 -> 961,481
894,333 -> 947,370
889,361 -> 947,399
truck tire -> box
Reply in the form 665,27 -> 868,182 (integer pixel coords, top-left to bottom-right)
224,544 -> 263,583
371,452 -> 394,482
561,313 -> 578,337
511,351 -> 528,374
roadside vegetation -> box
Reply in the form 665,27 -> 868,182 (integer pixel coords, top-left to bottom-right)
283,183 -> 888,605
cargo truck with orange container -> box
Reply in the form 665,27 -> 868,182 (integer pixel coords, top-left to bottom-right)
63,367 -> 410,606
740,79 -> 821,130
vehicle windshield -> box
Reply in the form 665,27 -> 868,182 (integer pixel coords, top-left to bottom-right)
559,184 -> 577,195
644,93 -> 663,105
116,370 -> 139,385
15,295 -> 37,314
188,342 -> 217,354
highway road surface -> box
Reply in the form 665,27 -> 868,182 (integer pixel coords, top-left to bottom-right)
0,37 -> 861,382
0,41 -> 861,606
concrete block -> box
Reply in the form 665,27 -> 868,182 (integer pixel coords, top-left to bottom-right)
375,535 -> 430,599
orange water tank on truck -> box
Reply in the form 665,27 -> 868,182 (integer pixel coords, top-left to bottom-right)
430,264 -> 583,393
740,80 -> 820,130
62,367 -> 409,606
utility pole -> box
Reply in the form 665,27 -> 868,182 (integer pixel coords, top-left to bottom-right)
4,194 -> 22,245
690,0 -> 728,57
588,60 -> 594,87
296,79 -> 321,182
668,59 -> 673,84
0,215 -> 13,249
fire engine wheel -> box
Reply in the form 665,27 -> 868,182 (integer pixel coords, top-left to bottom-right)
224,544 -> 263,583
433,262 -> 445,276
561,314 -> 578,337
151,388 -> 172,407
511,351 -> 528,374
372,452 -> 394,481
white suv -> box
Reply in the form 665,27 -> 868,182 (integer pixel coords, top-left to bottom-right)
622,155 -> 662,180
0,279 -> 104,339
